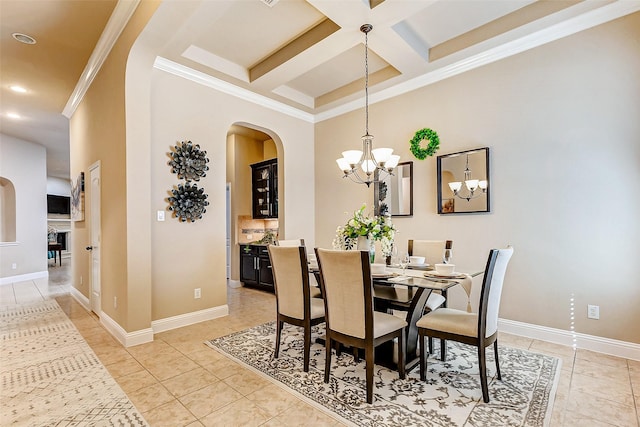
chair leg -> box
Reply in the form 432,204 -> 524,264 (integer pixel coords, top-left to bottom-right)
274,320 -> 283,358
398,330 -> 406,380
493,340 -> 501,381
324,336 -> 332,383
352,347 -> 360,363
303,325 -> 311,372
428,336 -> 433,355
365,347 -> 374,404
440,338 -> 447,361
478,345 -> 490,403
419,333 -> 426,381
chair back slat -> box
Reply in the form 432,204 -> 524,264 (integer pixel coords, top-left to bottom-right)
268,245 -> 309,320
478,246 -> 514,338
316,249 -> 371,339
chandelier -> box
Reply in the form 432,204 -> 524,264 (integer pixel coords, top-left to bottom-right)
336,24 -> 399,187
448,154 -> 488,201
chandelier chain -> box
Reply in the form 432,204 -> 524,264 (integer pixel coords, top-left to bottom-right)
364,28 -> 369,136
335,23 -> 399,187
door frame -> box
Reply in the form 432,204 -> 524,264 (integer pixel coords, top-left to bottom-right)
88,161 -> 101,315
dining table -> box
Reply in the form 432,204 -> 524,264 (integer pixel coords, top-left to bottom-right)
372,266 -> 483,371
311,264 -> 483,373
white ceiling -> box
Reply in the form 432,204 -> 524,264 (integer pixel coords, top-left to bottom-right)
1,0 -> 638,179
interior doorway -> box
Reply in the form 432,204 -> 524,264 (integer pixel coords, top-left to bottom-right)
88,161 -> 101,315
226,123 -> 283,285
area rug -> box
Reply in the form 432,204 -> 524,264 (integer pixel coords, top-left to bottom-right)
0,300 -> 148,426
206,322 -> 560,427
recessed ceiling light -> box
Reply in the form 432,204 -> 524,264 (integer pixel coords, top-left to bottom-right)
7,112 -> 21,119
9,85 -> 27,93
12,33 -> 36,45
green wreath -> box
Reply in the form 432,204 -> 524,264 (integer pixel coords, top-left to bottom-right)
409,128 -> 440,160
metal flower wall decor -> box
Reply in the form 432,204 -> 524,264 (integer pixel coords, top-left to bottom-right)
168,140 -> 210,181
168,182 -> 209,222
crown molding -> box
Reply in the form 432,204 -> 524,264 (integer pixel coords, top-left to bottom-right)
62,0 -> 140,118
78,1 -> 638,124
315,0 -> 640,122
153,57 -> 316,123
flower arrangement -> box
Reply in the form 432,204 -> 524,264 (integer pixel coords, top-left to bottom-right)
332,205 -> 396,257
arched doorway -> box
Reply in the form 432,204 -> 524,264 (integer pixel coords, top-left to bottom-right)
225,123 -> 283,287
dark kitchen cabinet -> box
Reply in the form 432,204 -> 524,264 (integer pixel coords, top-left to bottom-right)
251,159 -> 278,219
239,244 -> 273,291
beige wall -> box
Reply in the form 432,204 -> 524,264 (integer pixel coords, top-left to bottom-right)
69,1 -> 160,331
0,134 -> 47,278
149,69 -> 314,320
315,13 -> 640,343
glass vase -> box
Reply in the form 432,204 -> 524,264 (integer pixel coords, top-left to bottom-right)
357,236 -> 376,264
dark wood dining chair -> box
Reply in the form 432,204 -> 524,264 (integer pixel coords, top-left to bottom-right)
416,246 -> 514,403
276,239 -> 322,298
268,245 -> 325,372
315,248 -> 407,404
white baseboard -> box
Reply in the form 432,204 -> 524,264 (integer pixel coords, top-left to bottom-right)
499,318 -> 640,361
100,310 -> 154,348
66,290 -> 229,347
69,286 -> 90,311
152,305 -> 229,334
227,279 -> 242,289
0,270 -> 48,285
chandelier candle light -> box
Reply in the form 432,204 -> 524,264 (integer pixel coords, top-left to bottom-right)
448,154 -> 488,201
336,24 -> 400,187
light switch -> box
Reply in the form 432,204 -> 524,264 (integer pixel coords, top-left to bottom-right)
157,210 -> 165,221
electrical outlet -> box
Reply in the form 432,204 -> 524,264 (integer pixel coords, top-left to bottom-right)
157,210 -> 165,221
11,263 -> 17,270
114,297 -> 117,309
587,304 -> 599,320
194,288 -> 201,299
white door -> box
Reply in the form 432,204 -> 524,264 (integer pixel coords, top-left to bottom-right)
226,183 -> 231,278
89,162 -> 101,315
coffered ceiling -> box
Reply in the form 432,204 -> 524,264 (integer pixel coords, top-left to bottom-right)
1,0 -> 638,179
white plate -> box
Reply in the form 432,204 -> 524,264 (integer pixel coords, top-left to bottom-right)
372,272 -> 394,278
407,263 -> 429,270
424,271 -> 465,279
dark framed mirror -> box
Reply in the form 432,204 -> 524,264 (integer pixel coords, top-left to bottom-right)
374,161 -> 413,217
437,147 -> 490,214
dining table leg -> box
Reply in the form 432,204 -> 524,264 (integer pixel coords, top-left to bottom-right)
403,287 -> 433,368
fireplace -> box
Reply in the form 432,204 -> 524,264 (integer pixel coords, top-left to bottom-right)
56,232 -> 68,251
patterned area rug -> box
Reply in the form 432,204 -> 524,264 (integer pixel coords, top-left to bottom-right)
206,322 -> 560,427
0,300 -> 148,426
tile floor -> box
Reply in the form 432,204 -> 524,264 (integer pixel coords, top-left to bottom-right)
2,263 -> 639,426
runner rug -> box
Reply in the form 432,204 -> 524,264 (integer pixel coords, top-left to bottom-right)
206,322 -> 560,427
0,300 -> 148,426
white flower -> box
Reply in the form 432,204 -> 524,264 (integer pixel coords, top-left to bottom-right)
333,204 -> 396,256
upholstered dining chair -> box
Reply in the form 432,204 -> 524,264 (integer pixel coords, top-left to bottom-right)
416,246 -> 514,403
315,248 -> 407,404
276,238 -> 305,247
408,239 -> 452,267
275,239 -> 323,298
268,245 -> 325,372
